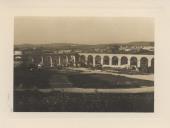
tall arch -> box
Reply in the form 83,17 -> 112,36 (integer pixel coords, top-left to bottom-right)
87,55 -> 93,66
95,55 -> 101,65
140,57 -> 149,72
44,56 -> 51,67
66,55 -> 72,66
74,54 -> 80,65
80,55 -> 86,67
151,58 -> 154,73
112,56 -> 118,65
151,58 -> 154,68
60,55 -> 68,66
130,57 -> 137,66
53,56 -> 60,66
32,56 -> 41,65
103,56 -> 110,65
23,55 -> 34,66
67,55 -> 74,66
121,56 -> 128,65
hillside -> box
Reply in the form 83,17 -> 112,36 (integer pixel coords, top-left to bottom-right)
14,41 -> 154,50
126,41 -> 154,46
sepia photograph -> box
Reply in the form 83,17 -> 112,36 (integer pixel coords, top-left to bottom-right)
14,17 -> 154,112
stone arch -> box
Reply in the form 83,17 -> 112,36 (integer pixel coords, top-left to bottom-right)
151,58 -> 154,73
80,55 -> 86,67
121,56 -> 128,65
32,56 -> 41,65
52,56 -> 59,66
140,57 -> 149,72
151,58 -> 154,68
87,55 -> 93,66
130,57 -> 137,66
67,55 -> 71,66
112,56 -> 118,65
95,55 -> 101,65
60,55 -> 68,66
44,56 -> 51,67
23,55 -> 34,66
67,55 -> 75,66
103,56 -> 110,65
74,53 -> 80,66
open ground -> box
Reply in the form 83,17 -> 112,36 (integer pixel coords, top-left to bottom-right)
14,67 -> 154,112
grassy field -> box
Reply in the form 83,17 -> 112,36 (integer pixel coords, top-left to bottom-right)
14,68 -> 154,89
14,68 -> 154,112
14,91 -> 154,112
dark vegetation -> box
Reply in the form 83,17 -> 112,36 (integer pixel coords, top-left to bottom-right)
67,73 -> 153,88
14,91 -> 154,112
14,68 -> 154,89
102,67 -> 154,75
14,68 -> 154,112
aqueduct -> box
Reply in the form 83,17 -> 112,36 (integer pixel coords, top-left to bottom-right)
25,53 -> 154,72
29,54 -> 76,67
78,53 -> 154,68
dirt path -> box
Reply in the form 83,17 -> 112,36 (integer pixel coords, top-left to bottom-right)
68,67 -> 154,81
15,86 -> 154,94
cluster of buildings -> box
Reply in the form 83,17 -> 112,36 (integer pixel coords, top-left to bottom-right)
119,45 -> 154,52
14,50 -> 24,67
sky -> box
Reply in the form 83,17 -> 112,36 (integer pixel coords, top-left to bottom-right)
14,17 -> 154,45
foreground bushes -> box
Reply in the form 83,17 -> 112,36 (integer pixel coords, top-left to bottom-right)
14,91 -> 154,112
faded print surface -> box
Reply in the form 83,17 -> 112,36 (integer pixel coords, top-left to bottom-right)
14,17 -> 154,112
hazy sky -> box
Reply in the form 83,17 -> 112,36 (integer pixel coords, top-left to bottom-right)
14,17 -> 154,44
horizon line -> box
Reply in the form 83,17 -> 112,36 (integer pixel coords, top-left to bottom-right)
14,41 -> 154,45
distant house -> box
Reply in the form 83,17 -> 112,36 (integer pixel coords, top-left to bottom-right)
14,50 -> 23,56
74,50 -> 82,53
142,46 -> 154,51
14,50 -> 23,67
119,45 -> 154,52
58,49 -> 72,54
14,50 -> 23,60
